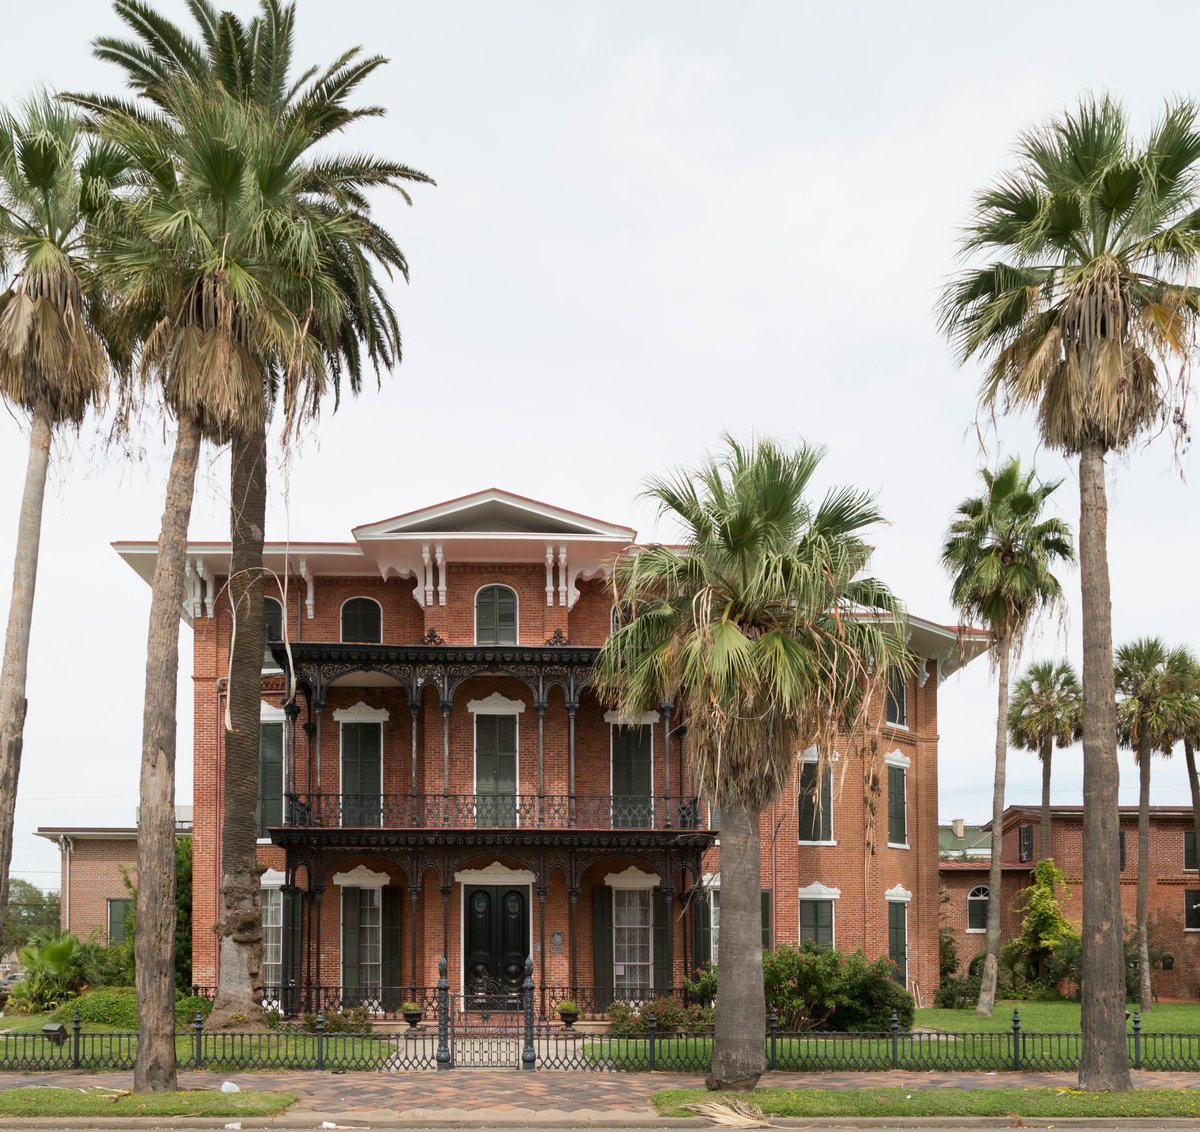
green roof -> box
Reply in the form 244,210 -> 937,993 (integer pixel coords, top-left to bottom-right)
939,823 -> 991,858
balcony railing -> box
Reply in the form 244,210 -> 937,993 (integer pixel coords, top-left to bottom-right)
282,792 -> 707,832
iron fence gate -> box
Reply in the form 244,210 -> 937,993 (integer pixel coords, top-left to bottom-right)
433,956 -> 536,1070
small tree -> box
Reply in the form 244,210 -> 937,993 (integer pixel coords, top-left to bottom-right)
1016,859 -> 1077,979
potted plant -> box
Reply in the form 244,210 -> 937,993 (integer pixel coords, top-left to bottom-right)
557,999 -> 580,1028
399,1001 -> 423,1028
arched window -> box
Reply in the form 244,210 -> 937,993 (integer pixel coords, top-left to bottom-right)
476,585 -> 517,645
263,597 -> 284,667
341,597 -> 382,644
967,885 -> 989,932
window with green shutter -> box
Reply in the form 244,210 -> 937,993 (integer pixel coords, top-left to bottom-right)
476,585 -> 518,645
799,899 -> 834,948
1018,823 -> 1033,862
888,901 -> 907,984
886,668 -> 907,727
341,722 -> 382,826
264,598 -> 284,667
798,762 -> 832,842
887,764 -> 907,845
1186,831 -> 1197,871
340,597 -> 381,643
1119,829 -> 1126,871
967,885 -> 988,931
258,722 -> 284,836
107,898 -> 133,945
761,889 -> 773,951
475,714 -> 518,826
611,725 -> 652,827
1186,890 -> 1200,931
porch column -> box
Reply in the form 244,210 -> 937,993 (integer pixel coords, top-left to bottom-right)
409,698 -> 421,797
441,881 -> 452,969
662,863 -> 675,992
410,859 -> 421,997
536,701 -> 546,824
302,885 -> 313,1014
677,725 -> 689,827
567,700 -> 577,826
313,883 -> 325,1005
568,885 -> 579,993
441,699 -> 452,826
313,694 -> 325,800
280,881 -> 297,1013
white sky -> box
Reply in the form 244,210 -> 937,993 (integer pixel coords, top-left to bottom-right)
2,1 -> 1198,889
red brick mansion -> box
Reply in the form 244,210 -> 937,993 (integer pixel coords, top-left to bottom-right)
116,489 -> 986,1014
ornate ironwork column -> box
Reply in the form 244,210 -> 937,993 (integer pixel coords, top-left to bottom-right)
535,700 -> 546,824
660,701 -> 673,828
313,881 -> 325,1005
436,957 -> 450,1070
409,860 -> 421,997
409,698 -> 421,796
284,701 -> 300,796
536,882 -> 548,1018
440,699 -> 452,826
568,882 -> 579,993
567,700 -> 577,826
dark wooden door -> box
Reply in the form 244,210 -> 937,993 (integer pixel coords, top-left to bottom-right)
463,885 -> 528,1002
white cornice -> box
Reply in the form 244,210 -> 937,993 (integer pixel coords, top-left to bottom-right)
332,865 -> 390,887
604,865 -> 660,890
333,701 -> 390,723
454,862 -> 536,885
603,710 -> 661,726
797,881 -> 841,899
468,692 -> 526,715
884,750 -> 911,769
885,884 -> 913,903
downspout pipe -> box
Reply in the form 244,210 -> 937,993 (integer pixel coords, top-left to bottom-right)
58,835 -> 73,933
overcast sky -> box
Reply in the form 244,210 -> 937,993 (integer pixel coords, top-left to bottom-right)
2,1 -> 1198,890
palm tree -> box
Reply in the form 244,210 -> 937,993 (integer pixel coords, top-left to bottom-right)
0,95 -> 118,954
1115,639 -> 1197,1013
1008,660 -> 1082,859
595,436 -> 909,1090
942,458 -> 1073,1017
79,0 -> 430,1057
1180,657 -> 1200,894
939,95 -> 1200,1090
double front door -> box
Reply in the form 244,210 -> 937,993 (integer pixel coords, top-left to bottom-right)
463,884 -> 529,1005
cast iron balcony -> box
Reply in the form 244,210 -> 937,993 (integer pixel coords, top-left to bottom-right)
282,792 -> 705,832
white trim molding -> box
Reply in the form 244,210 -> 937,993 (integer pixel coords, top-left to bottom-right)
604,865 -> 660,890
885,883 -> 913,903
799,746 -> 839,764
603,709 -> 661,726
468,691 -> 526,715
333,701 -> 390,723
883,750 -> 911,769
332,865 -> 390,887
260,868 -> 286,887
454,862 -> 537,885
797,881 -> 841,900
261,701 -> 286,722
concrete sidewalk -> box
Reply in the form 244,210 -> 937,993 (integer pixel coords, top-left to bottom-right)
2,1068 -> 1199,1127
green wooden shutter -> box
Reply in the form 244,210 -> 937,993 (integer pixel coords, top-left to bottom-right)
797,764 -> 831,841
817,900 -> 833,947
1186,831 -> 1197,871
1119,830 -> 1126,870
382,887 -> 402,1010
342,887 -> 361,994
258,723 -> 284,836
888,902 -> 907,984
693,892 -> 712,967
343,723 -> 381,825
613,726 -> 652,827
760,890 -> 772,951
887,765 -> 906,844
653,888 -> 670,992
593,886 -> 613,1009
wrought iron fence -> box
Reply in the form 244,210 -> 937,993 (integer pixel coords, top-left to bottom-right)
6,995 -> 1200,1074
282,792 -> 705,832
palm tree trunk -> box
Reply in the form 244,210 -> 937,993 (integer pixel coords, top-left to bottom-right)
209,423 -> 267,1029
1185,739 -> 1200,888
1136,739 -> 1153,1013
707,799 -> 766,1091
0,403 -> 53,951
134,413 -> 202,1093
1076,440 -> 1132,1091
976,631 -> 1011,1017
1040,735 -> 1053,861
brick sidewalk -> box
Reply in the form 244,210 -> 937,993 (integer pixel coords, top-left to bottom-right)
2,1068 -> 1200,1124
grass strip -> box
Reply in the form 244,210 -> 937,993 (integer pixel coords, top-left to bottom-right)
652,1086 -> 1200,1119
0,1086 -> 295,1118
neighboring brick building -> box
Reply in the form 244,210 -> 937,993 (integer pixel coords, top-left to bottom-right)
940,805 -> 1200,999
115,489 -> 987,1015
35,808 -> 193,945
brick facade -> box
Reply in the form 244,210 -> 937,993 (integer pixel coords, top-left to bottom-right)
940,806 -> 1200,999
120,490 -> 986,1010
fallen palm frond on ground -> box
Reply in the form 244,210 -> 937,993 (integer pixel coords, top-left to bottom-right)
683,1098 -> 780,1127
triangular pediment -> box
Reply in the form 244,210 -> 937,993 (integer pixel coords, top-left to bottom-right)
354,489 -> 634,540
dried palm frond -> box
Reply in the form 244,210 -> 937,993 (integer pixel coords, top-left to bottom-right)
682,1099 -> 780,1128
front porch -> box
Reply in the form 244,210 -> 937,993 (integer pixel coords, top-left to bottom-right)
269,842 -> 712,1021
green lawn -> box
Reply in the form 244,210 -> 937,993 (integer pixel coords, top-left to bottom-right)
653,1086 -> 1200,1119
0,1087 -> 295,1118
0,1012 -> 122,1033
916,1000 -> 1200,1032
